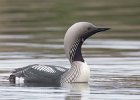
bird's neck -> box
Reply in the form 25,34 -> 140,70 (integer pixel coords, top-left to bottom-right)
72,41 -> 84,62
68,38 -> 84,64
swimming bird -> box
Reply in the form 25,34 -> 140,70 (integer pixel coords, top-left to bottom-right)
9,22 -> 110,85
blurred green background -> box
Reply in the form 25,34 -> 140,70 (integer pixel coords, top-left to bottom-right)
0,0 -> 139,39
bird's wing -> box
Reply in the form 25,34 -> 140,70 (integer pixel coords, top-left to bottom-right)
9,64 -> 68,83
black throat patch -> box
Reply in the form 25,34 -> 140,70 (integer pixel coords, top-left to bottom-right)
69,38 -> 84,63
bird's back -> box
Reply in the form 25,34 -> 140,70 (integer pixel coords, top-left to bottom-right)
9,64 -> 68,84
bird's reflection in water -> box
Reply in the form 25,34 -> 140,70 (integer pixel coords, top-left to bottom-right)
63,83 -> 89,100
8,81 -> 89,100
17,82 -> 89,100
12,82 -> 61,87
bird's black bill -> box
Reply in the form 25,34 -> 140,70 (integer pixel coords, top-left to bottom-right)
96,27 -> 110,32
82,27 -> 110,40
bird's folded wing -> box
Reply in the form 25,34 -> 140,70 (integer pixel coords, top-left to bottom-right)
10,64 -> 68,82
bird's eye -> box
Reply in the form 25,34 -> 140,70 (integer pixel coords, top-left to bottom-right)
87,27 -> 91,30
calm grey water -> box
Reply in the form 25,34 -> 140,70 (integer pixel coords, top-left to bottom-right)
0,34 -> 140,100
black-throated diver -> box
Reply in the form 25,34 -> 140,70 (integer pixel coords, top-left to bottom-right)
9,22 -> 110,85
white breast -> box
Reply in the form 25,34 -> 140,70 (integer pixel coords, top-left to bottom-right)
72,61 -> 90,83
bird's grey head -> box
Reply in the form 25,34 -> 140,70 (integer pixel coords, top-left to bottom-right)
64,22 -> 110,63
